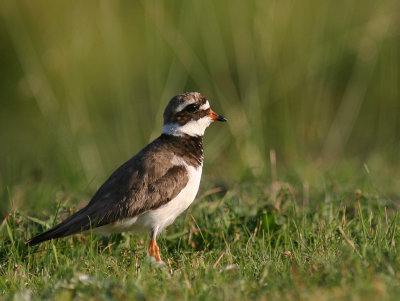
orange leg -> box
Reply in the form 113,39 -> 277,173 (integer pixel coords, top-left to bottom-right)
148,238 -> 162,261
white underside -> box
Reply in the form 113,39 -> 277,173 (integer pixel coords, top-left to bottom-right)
93,163 -> 203,237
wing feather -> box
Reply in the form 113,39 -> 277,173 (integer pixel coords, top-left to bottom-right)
26,138 -> 189,246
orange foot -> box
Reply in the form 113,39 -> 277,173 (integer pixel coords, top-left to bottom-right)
148,238 -> 162,262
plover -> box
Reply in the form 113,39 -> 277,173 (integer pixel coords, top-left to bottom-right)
26,92 -> 226,262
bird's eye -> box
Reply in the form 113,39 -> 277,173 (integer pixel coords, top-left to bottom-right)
185,104 -> 199,112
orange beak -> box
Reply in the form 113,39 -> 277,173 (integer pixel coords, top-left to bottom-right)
208,109 -> 227,122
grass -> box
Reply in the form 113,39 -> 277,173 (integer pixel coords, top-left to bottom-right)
1,180 -> 400,300
1,0 -> 400,299
1,1 -> 400,217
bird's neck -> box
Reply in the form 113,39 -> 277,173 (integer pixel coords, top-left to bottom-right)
160,134 -> 204,168
162,120 -> 210,137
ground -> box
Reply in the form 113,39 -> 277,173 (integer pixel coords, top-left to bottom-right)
1,181 -> 400,300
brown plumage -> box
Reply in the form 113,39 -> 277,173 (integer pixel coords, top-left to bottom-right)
26,135 -> 202,246
26,92 -> 226,262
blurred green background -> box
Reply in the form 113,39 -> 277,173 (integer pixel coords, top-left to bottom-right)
1,0 -> 400,218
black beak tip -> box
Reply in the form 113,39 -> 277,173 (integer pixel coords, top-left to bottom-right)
218,115 -> 227,122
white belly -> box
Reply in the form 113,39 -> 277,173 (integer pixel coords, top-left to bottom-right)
93,164 -> 202,236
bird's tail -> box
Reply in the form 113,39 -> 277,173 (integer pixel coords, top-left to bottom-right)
26,208 -> 94,246
26,222 -> 71,246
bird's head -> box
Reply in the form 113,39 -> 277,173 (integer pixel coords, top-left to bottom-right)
163,92 -> 227,137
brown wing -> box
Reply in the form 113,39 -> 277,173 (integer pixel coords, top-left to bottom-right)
26,138 -> 189,246
87,163 -> 189,227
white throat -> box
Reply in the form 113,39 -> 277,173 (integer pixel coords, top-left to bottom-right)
163,116 -> 213,137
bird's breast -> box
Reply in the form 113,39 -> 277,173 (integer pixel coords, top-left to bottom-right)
135,164 -> 203,233
92,163 -> 203,236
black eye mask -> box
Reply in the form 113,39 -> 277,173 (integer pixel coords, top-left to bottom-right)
184,104 -> 199,112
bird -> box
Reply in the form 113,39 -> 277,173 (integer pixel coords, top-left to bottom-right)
26,92 -> 227,262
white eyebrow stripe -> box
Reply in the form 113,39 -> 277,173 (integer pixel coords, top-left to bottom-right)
199,101 -> 210,110
175,99 -> 196,112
